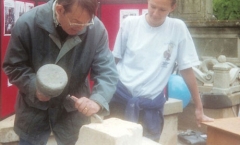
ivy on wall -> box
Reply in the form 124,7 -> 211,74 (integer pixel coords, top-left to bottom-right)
213,0 -> 240,20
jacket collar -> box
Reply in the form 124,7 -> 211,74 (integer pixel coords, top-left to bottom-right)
36,0 -> 57,35
35,0 -> 87,37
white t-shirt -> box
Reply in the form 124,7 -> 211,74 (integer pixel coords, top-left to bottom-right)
112,14 -> 200,99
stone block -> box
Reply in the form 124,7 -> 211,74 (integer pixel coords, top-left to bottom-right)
204,105 -> 239,119
170,0 -> 213,21
228,92 -> 240,106
188,23 -> 240,66
160,115 -> 178,145
160,98 -> 183,145
142,137 -> 161,145
163,98 -> 183,115
76,118 -> 143,145
0,115 -> 19,143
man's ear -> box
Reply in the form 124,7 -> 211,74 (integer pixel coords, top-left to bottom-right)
171,3 -> 177,12
55,4 -> 65,15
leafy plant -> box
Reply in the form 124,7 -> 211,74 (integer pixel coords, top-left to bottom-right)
213,0 -> 240,20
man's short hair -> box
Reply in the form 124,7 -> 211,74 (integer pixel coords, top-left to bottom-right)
171,0 -> 176,6
57,0 -> 98,17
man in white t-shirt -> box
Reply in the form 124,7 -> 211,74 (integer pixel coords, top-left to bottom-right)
109,0 -> 214,141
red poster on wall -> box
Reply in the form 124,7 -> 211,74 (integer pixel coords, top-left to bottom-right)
98,0 -> 148,50
0,0 -> 46,120
1,0 -> 18,120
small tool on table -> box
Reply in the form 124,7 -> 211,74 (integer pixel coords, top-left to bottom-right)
66,94 -> 103,123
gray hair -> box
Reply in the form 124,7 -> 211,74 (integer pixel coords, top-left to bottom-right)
56,0 -> 97,17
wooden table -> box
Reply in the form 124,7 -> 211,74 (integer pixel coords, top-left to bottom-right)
202,117 -> 240,145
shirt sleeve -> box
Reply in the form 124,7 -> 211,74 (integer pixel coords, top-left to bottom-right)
176,21 -> 200,70
2,17 -> 49,110
112,18 -> 129,59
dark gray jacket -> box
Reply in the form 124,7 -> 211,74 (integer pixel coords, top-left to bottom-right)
2,0 -> 118,144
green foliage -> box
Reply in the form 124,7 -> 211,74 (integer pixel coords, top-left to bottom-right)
213,0 -> 240,20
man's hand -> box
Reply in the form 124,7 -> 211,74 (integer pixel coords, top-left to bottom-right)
70,96 -> 101,116
36,90 -> 50,101
195,108 -> 214,127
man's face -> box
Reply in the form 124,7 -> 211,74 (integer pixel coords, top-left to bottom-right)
56,4 -> 92,35
147,0 -> 176,26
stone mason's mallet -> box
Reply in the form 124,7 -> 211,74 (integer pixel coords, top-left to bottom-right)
36,64 -> 103,123
36,64 -> 68,98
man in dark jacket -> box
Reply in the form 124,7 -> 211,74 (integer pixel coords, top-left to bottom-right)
2,0 -> 118,145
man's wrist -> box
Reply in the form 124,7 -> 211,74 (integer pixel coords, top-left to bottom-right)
93,100 -> 104,112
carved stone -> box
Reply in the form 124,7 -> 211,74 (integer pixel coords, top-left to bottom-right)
193,55 -> 240,95
170,0 -> 214,21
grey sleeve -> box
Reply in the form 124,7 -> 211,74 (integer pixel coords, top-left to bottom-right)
2,18 -> 49,110
89,26 -> 119,116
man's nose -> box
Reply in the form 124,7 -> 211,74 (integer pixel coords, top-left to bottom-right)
72,26 -> 85,33
152,9 -> 160,17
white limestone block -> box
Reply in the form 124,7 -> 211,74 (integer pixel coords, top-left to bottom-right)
76,118 -> 143,145
142,137 -> 161,145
